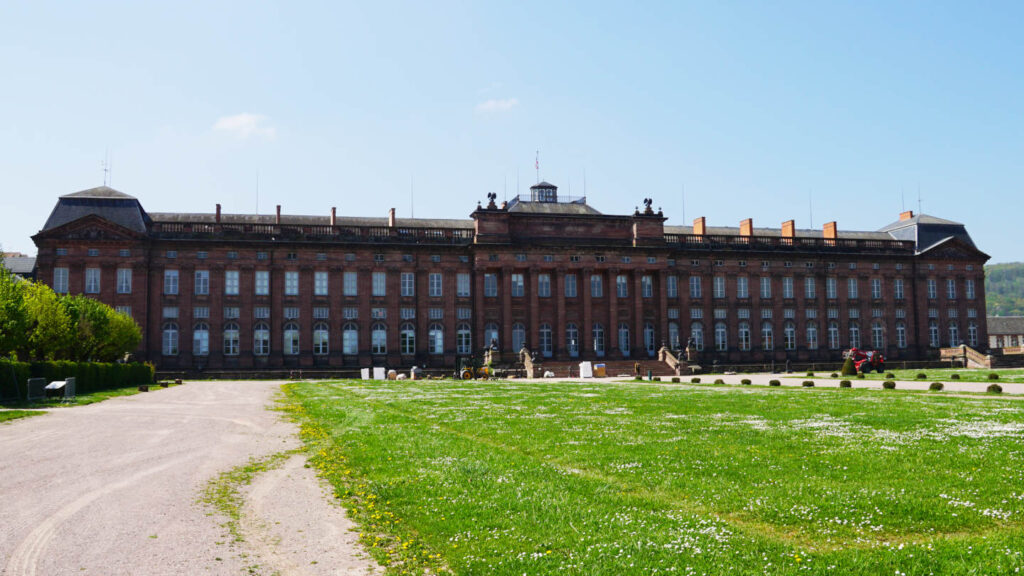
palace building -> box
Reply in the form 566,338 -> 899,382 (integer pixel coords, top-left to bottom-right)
32,183 -> 990,372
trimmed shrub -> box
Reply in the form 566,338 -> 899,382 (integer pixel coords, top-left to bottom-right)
691,377 -> 701,384
802,381 -> 814,387
857,373 -> 865,379
671,377 -> 680,383
988,373 -> 1000,380
653,377 -> 661,382
839,380 -> 852,388
916,373 -> 927,379
951,373 -> 961,380
988,383 -> 1003,394
806,371 -> 815,377
634,376 -> 643,381
885,372 -> 896,379
830,373 -> 839,378
714,379 -> 725,385
769,380 -> 781,387
741,379 -> 752,385
0,359 -> 32,400
929,382 -> 944,391
24,361 -> 154,395
840,357 -> 857,376
883,381 -> 896,389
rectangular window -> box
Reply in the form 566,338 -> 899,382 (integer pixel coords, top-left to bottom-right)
194,270 -> 209,295
894,278 -> 904,300
53,267 -> 69,294
314,271 -> 329,296
804,277 -> 815,299
826,277 -> 837,299
457,273 -> 471,297
84,268 -> 102,294
400,307 -> 416,320
457,307 -> 472,319
163,306 -> 178,318
224,270 -> 239,296
429,272 -> 443,297
538,273 -> 551,297
344,271 -> 358,296
667,276 -> 678,299
313,307 -> 329,319
927,279 -> 937,299
565,274 -> 577,298
117,268 -> 132,294
847,278 -> 858,299
401,272 -> 415,297
871,278 -> 882,299
484,273 -> 498,297
285,271 -> 299,296
223,307 -> 240,319
590,274 -> 603,298
759,277 -> 771,299
712,276 -> 725,299
947,279 -> 957,299
616,275 -> 629,298
342,307 -> 358,319
193,306 -> 210,319
737,276 -> 749,299
782,277 -> 794,299
372,271 -> 386,296
163,269 -> 178,295
691,308 -> 703,319
429,308 -> 444,320
689,276 -> 702,298
254,271 -> 269,296
966,279 -> 975,300
86,248 -> 99,257
511,273 -> 524,297
255,306 -> 270,319
641,275 -> 653,298
284,306 -> 300,319
115,305 -> 131,317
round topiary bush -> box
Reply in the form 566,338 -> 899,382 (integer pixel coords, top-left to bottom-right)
885,372 -> 896,379
831,372 -> 839,378
691,377 -> 701,383
916,373 -> 927,379
929,382 -> 944,391
769,380 -> 781,387
840,357 -> 857,376
635,376 -> 643,381
857,373 -> 866,379
653,377 -> 662,382
988,383 -> 1003,394
802,380 -> 814,387
839,380 -> 852,388
988,373 -> 1000,380
714,378 -> 725,385
883,381 -> 896,389
806,371 -> 815,377
671,377 -> 680,383
741,379 -> 752,385
950,373 -> 961,380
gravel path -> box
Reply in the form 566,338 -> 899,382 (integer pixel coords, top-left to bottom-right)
0,381 -> 379,576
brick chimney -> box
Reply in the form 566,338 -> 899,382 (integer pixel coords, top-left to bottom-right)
276,205 -> 281,225
388,208 -> 396,228
900,210 -> 914,221
740,218 -> 753,237
330,207 -> 336,226
781,219 -> 795,238
823,221 -> 837,239
215,203 -> 221,223
693,216 -> 706,236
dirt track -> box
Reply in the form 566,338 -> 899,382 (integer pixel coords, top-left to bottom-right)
0,381 -> 378,576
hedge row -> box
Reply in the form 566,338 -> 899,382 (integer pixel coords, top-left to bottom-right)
0,360 -> 154,400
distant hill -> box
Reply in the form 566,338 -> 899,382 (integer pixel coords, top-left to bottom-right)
987,263 -> 1024,317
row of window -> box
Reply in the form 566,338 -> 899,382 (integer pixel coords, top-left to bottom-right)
680,320 -> 979,352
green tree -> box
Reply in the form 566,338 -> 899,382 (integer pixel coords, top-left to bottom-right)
0,261 -> 29,359
22,281 -> 73,360
97,307 -> 142,362
61,295 -> 110,361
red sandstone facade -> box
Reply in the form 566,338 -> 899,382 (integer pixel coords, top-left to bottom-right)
32,184 -> 991,372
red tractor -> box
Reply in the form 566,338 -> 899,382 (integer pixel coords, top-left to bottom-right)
845,348 -> 886,373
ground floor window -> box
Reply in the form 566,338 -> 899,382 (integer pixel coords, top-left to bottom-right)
162,323 -> 179,356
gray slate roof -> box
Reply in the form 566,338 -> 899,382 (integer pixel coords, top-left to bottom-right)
2,256 -> 36,276
988,316 -> 1024,335
507,202 -> 603,216
878,213 -> 978,252
42,186 -> 151,233
149,212 -> 475,229
60,186 -> 137,200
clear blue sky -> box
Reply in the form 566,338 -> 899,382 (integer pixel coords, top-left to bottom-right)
2,1 -> 1022,262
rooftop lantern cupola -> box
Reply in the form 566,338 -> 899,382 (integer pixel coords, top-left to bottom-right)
530,181 -> 558,203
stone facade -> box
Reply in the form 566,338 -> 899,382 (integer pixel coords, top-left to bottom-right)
32,184 -> 992,371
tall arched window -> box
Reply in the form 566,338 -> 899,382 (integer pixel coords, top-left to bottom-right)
828,321 -> 840,350
690,322 -> 704,351
342,322 -> 358,355
928,320 -> 940,348
371,323 -> 387,355
761,322 -> 774,351
968,321 -> 978,347
484,322 -> 500,350
283,322 -> 300,355
738,321 -> 751,351
714,322 -> 728,352
592,323 -> 605,357
193,322 -> 210,357
948,322 -> 960,347
162,322 -> 179,356
618,323 -> 631,356
400,322 -> 416,355
313,322 -> 330,356
783,321 -> 796,351
806,321 -> 818,350
512,323 -> 526,353
644,322 -> 656,356
254,322 -> 270,356
849,322 -> 861,349
428,323 -> 444,354
566,323 -> 580,357
668,322 -> 680,350
456,323 -> 472,355
871,321 -> 884,349
896,321 -> 907,349
223,322 -> 240,356
539,323 -> 552,357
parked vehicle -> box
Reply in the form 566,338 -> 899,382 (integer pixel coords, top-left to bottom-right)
845,348 -> 886,373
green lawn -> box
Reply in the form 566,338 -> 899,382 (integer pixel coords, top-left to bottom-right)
792,368 -> 1024,383
283,379 -> 1024,575
0,410 -> 46,423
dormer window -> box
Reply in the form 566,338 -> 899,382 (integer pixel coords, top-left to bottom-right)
530,182 -> 558,203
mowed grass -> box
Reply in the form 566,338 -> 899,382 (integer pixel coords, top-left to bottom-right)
283,380 -> 1024,575
0,410 -> 46,423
